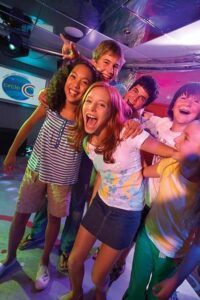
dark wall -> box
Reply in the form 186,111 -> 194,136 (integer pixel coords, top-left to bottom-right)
0,100 -> 43,147
0,53 -> 53,152
0,53 -> 53,79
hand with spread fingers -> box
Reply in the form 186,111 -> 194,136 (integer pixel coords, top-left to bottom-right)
123,119 -> 143,139
60,33 -> 80,61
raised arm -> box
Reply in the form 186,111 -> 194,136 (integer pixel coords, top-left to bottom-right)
60,33 -> 80,61
3,104 -> 46,172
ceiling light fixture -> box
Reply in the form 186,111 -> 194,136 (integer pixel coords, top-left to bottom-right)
64,26 -> 84,39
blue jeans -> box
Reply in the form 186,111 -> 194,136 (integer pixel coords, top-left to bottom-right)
82,194 -> 142,250
29,152 -> 93,253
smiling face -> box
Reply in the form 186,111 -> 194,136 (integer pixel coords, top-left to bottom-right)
92,51 -> 122,82
65,64 -> 94,104
124,84 -> 149,111
82,86 -> 112,136
174,120 -> 200,161
172,93 -> 200,127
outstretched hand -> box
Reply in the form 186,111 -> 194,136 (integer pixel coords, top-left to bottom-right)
60,33 -> 80,60
38,88 -> 48,106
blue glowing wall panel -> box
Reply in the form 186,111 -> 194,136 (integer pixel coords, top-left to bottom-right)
0,66 -> 47,107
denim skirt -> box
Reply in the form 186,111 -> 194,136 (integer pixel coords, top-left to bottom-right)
81,193 -> 142,250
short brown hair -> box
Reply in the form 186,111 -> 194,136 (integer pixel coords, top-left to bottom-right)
92,40 -> 125,66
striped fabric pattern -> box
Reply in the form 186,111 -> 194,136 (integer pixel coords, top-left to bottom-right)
28,109 -> 82,185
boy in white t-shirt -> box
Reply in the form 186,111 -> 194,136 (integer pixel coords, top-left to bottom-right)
144,82 -> 200,206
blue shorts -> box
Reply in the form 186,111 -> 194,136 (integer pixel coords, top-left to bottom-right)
81,194 -> 142,250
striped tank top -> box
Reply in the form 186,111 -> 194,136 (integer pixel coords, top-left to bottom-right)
28,109 -> 82,185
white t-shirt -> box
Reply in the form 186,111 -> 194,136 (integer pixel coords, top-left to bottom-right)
144,116 -> 181,206
84,129 -> 149,211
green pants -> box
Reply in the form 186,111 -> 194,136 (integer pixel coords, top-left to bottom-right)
123,227 -> 177,300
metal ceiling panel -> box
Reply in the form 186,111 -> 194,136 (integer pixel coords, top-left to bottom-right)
0,0 -> 200,72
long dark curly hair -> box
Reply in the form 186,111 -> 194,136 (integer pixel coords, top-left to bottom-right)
46,59 -> 100,112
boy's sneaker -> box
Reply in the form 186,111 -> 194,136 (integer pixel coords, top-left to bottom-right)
109,262 -> 126,286
35,265 -> 50,290
19,234 -> 45,250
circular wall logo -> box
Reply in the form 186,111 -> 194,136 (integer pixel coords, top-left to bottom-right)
2,74 -> 35,100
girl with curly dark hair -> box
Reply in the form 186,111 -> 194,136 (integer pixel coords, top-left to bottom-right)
1,59 -> 98,290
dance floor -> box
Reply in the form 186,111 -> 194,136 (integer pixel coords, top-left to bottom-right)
0,155 -> 199,300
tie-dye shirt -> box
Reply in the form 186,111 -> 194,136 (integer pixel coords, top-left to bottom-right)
84,130 -> 149,211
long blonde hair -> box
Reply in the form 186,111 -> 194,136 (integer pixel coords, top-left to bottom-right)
73,81 -> 132,163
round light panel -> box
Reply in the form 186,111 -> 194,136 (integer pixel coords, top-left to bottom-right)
64,26 -> 84,38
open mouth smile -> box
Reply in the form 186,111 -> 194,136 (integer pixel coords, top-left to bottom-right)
85,113 -> 98,129
69,88 -> 79,97
179,108 -> 190,115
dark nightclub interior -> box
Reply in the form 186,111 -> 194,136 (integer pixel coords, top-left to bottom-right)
0,1 -> 200,300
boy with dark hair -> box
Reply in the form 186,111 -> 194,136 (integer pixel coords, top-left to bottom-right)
124,75 -> 159,118
145,82 -> 200,206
